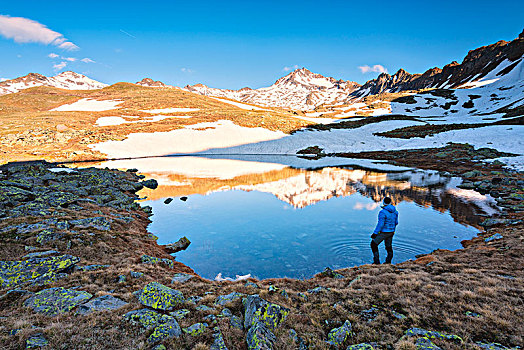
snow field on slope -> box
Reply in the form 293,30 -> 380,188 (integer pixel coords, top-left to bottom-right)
51,98 -> 123,111
90,120 -> 287,158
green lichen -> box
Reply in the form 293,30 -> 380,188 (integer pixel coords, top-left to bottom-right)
183,323 -> 207,337
327,320 -> 352,346
405,328 -> 462,342
169,309 -> 190,319
26,333 -> 49,348
251,303 -> 289,330
148,317 -> 181,343
246,323 -> 275,350
415,337 -> 441,349
123,309 -> 166,329
141,255 -> 174,268
24,287 -> 92,316
347,344 -> 375,350
137,282 -> 184,311
0,255 -> 79,288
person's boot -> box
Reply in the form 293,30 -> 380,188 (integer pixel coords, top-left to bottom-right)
371,241 -> 380,264
385,248 -> 393,264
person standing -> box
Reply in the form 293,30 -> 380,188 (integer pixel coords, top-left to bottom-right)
371,197 -> 398,264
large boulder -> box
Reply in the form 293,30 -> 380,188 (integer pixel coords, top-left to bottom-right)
76,295 -> 128,315
24,287 -> 92,316
148,317 -> 182,343
243,295 -> 289,330
243,295 -> 290,350
123,308 -> 182,343
0,255 -> 79,288
246,323 -> 276,350
137,282 -> 184,311
327,320 -> 353,346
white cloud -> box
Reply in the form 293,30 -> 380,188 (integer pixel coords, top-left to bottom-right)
64,57 -> 76,62
181,67 -> 194,73
358,64 -> 388,74
48,53 -> 59,58
80,58 -> 95,63
283,64 -> 299,72
0,15 -> 79,50
58,41 -> 79,50
0,78 -> 8,82
53,61 -> 67,70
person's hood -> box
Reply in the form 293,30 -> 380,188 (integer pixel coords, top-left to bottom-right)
382,204 -> 397,213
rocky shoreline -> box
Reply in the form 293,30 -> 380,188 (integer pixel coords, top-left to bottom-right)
0,156 -> 522,349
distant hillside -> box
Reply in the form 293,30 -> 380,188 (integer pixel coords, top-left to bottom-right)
0,71 -> 107,95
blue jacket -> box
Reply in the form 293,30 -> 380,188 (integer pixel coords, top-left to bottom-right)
373,204 -> 398,234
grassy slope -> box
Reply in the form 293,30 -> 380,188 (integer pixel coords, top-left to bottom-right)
0,84 -> 309,163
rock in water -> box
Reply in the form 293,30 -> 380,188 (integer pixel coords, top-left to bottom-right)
164,198 -> 173,204
137,282 -> 184,311
24,287 -> 92,316
141,179 -> 158,189
164,236 -> 191,253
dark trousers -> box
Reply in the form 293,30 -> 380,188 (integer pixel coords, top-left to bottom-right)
371,232 -> 394,264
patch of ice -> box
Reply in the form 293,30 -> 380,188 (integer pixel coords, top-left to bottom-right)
48,167 -> 77,173
215,273 -> 252,282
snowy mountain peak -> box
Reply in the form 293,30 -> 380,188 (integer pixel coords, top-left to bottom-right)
186,68 -> 360,110
0,71 -> 107,96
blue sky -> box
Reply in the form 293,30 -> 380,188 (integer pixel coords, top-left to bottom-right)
0,0 -> 522,88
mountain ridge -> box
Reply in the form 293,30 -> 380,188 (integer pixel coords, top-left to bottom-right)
0,71 -> 108,95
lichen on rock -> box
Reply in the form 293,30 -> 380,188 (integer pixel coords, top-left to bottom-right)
137,282 -> 184,311
24,287 -> 92,316
326,320 -> 353,346
0,254 -> 79,288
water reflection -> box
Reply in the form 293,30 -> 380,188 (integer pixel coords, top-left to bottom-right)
93,156 -> 497,279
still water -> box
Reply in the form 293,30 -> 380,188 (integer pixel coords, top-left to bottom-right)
99,155 -> 497,280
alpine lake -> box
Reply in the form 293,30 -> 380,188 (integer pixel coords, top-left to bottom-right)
95,155 -> 495,280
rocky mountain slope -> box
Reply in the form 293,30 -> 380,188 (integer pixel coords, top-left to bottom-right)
351,29 -> 524,97
0,71 -> 107,96
186,30 -> 523,110
135,78 -> 174,88
185,68 -> 361,110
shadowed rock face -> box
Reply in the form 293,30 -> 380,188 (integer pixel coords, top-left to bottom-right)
351,31 -> 524,97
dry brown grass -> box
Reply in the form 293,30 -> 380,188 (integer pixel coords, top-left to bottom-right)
0,84 -> 310,164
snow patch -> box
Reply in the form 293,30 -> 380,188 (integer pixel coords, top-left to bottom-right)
52,98 -> 122,112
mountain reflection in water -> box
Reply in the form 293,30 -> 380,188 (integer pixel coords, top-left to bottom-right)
94,156 -> 497,279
